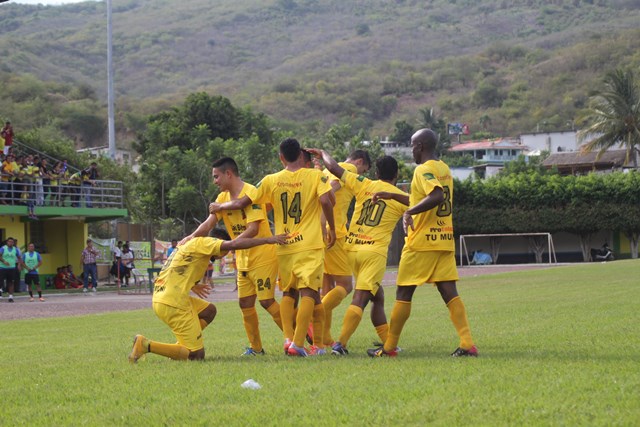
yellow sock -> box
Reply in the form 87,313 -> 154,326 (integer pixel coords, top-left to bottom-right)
375,323 -> 389,343
312,303 -> 325,347
241,307 -> 262,352
265,301 -> 283,331
280,295 -> 296,340
199,319 -> 209,331
293,296 -> 314,347
385,300 -> 411,352
338,305 -> 363,347
321,286 -> 348,345
149,341 -> 190,360
447,296 -> 474,349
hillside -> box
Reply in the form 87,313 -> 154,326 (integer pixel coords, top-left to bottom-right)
1,0 -> 640,142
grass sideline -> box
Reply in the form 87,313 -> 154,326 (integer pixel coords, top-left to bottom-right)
1,261 -> 638,426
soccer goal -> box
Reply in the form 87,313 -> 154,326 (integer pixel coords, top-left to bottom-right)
459,232 -> 558,266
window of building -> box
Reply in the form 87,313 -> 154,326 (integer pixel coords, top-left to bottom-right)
28,222 -> 48,253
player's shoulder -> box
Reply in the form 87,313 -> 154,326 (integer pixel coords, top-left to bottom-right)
216,191 -> 230,203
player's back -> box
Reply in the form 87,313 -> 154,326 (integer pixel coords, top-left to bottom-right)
407,159 -> 454,252
324,162 -> 357,239
342,172 -> 408,257
249,168 -> 330,255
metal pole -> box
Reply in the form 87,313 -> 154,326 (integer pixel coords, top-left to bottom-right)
107,0 -> 116,160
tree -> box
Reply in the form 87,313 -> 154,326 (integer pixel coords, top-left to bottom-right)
578,68 -> 640,167
390,120 -> 414,145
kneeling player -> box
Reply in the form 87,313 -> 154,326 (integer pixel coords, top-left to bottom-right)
128,229 -> 286,362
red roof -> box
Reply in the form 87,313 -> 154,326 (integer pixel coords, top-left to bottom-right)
449,138 -> 527,152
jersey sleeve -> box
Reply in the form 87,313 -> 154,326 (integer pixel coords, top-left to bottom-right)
246,176 -> 270,205
192,237 -> 224,257
214,192 -> 225,221
245,202 -> 267,224
415,164 -> 443,196
316,170 -> 332,197
340,170 -> 369,196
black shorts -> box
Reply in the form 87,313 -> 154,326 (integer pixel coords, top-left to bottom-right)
0,268 -> 16,284
25,273 -> 40,286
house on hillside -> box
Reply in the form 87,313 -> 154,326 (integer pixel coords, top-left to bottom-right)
519,131 -> 579,153
542,149 -> 637,175
76,146 -> 139,173
449,138 -> 529,178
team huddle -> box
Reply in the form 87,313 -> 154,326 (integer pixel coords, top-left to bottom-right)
129,128 -> 477,362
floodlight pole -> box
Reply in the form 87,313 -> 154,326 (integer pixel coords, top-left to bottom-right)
107,0 -> 116,160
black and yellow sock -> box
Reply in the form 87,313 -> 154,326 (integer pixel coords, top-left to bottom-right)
149,341 -> 190,360
265,300 -> 283,331
293,297 -> 315,347
338,305 -> 363,347
321,286 -> 348,345
280,295 -> 296,341
447,296 -> 474,349
241,306 -> 262,352
385,300 -> 411,352
312,303 -> 325,347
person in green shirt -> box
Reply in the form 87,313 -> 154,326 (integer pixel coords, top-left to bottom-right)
23,242 -> 44,302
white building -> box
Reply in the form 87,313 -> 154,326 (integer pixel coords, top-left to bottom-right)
519,131 -> 579,153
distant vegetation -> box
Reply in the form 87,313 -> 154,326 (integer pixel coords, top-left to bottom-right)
1,0 -> 640,145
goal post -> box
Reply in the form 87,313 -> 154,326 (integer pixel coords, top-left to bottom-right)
459,232 -> 557,266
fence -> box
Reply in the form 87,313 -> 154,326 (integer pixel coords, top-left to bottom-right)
0,179 -> 124,208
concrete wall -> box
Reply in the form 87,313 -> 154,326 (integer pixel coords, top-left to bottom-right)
520,131 -> 579,153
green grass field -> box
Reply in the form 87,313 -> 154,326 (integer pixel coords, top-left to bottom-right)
2,261 -> 639,426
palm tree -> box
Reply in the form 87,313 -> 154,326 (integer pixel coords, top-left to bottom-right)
578,68 -> 640,167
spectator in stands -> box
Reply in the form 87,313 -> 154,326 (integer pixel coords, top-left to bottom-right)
1,122 -> 13,156
82,162 -> 98,208
68,170 -> 83,207
23,242 -> 44,302
0,153 -> 17,204
49,161 -> 63,206
20,155 -> 37,218
120,244 -> 134,287
0,237 -> 22,302
80,239 -> 99,293
38,157 -> 51,206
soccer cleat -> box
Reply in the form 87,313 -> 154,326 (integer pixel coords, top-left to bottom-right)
39,297 -> 45,302
92,287 -> 97,293
309,345 -> 326,356
367,346 -> 398,358
8,296 -> 14,303
83,288 -> 88,293
283,339 -> 293,355
30,297 -> 35,302
451,345 -> 478,357
373,341 -> 402,353
128,335 -> 148,363
331,342 -> 349,356
242,347 -> 266,356
287,343 -> 308,357
305,323 -> 314,345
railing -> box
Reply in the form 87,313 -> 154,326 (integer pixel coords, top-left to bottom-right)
0,179 -> 124,209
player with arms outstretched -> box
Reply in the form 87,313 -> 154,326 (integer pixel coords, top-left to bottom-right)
210,138 -> 335,357
128,229 -> 286,362
368,128 -> 478,358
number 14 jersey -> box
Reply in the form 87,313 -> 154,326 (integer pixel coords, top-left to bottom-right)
247,168 -> 332,255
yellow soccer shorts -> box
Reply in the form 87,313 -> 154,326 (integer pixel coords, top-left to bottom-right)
237,262 -> 278,300
396,249 -> 459,286
324,236 -> 352,276
348,250 -> 385,296
277,249 -> 324,292
152,296 -> 211,351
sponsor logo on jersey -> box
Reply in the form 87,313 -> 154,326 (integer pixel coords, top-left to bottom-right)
423,172 -> 436,180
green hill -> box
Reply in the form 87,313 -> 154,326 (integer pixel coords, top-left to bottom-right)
1,0 -> 640,142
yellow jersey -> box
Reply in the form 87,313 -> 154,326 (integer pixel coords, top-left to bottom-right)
405,160 -> 455,252
152,237 -> 224,310
341,171 -> 408,257
324,162 -> 357,239
215,182 -> 276,271
247,168 -> 331,255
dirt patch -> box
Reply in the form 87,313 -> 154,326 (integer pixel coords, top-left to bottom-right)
0,264 -> 558,321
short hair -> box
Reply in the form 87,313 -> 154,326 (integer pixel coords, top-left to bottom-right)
348,150 -> 371,168
376,156 -> 399,181
211,157 -> 239,176
301,149 -> 312,165
211,228 -> 231,241
86,238 -> 92,243
280,138 -> 301,163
